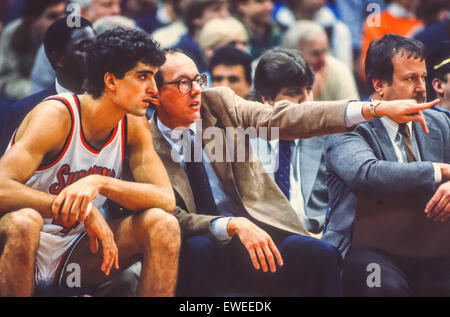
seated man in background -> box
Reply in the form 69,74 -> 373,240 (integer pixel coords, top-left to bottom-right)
148,47 -> 436,296
0,0 -> 66,100
0,17 -> 96,155
431,41 -> 450,113
209,45 -> 252,99
251,48 -> 328,234
324,33 -> 450,296
282,20 -> 359,102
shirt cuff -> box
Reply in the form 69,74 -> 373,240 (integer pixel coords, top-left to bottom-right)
210,217 -> 233,243
345,101 -> 366,128
432,163 -> 442,183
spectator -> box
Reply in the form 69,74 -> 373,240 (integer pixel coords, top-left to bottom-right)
0,17 -> 96,156
282,20 -> 359,102
0,0 -> 66,101
121,0 -> 163,34
360,0 -> 422,78
151,0 -> 187,48
431,41 -> 450,112
283,0 -> 353,69
251,48 -> 329,233
72,0 -> 121,23
198,16 -> 248,62
93,14 -> 136,33
209,46 -> 252,98
232,0 -> 283,60
413,0 -> 450,100
173,0 -> 230,73
30,0 -> 124,93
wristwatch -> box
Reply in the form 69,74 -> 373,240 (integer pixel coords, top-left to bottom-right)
369,100 -> 382,118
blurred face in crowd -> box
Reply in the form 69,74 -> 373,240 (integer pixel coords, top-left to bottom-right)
239,0 -> 273,26
296,0 -> 325,15
300,33 -> 328,72
196,1 -> 230,28
432,73 -> 450,109
32,2 -> 66,41
211,64 -> 251,98
154,53 -> 203,128
375,53 -> 427,103
88,0 -> 121,22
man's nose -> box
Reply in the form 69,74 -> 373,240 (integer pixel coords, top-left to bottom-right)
190,80 -> 202,96
416,77 -> 426,92
147,77 -> 158,95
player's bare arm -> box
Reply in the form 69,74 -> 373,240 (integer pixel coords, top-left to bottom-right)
0,100 -> 72,218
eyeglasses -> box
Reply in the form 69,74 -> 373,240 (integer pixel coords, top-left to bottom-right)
160,74 -> 207,94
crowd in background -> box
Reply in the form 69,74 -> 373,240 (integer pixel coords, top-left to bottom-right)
0,0 -> 448,106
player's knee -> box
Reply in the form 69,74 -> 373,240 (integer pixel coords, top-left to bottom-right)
141,208 -> 180,251
4,209 -> 42,249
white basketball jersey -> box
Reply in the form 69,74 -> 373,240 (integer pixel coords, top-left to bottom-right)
7,92 -> 126,236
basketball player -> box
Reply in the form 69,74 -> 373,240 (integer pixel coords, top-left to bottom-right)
0,27 -> 179,297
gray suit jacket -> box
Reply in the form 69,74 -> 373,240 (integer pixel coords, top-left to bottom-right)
150,86 -> 351,239
323,109 -> 450,257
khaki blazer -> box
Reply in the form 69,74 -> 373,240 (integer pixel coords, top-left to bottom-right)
150,87 -> 349,238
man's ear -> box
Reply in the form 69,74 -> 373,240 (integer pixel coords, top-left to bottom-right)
372,78 -> 386,97
104,72 -> 117,92
432,78 -> 444,96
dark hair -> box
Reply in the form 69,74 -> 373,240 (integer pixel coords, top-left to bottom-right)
44,17 -> 93,69
416,0 -> 450,26
86,27 -> 166,98
209,46 -> 252,84
183,0 -> 224,35
365,33 -> 425,94
253,48 -> 315,102
23,0 -> 65,18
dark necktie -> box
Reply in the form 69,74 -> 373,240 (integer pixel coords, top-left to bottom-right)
184,136 -> 218,215
398,124 -> 417,162
275,140 -> 292,200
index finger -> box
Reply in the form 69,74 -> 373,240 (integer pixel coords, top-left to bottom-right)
417,99 -> 440,110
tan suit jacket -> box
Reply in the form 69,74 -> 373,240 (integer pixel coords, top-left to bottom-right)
150,87 -> 349,238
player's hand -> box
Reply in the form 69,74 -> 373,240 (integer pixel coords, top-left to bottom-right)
52,175 -> 101,224
226,217 -> 283,273
374,99 -> 439,134
425,181 -> 450,222
84,205 -> 119,276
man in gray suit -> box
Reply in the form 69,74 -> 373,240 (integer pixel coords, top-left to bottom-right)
148,47 -> 437,296
324,33 -> 450,296
251,48 -> 328,233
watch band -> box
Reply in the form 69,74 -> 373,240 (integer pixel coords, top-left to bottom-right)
369,100 -> 381,118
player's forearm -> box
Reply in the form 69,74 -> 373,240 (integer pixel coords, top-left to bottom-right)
96,175 -> 176,213
0,178 -> 55,218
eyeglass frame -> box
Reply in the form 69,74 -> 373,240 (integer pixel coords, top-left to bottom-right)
159,73 -> 207,94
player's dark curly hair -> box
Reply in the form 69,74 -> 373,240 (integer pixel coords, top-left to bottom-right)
86,27 -> 166,98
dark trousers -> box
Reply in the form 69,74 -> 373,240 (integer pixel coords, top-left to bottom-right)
343,248 -> 450,297
177,234 -> 342,297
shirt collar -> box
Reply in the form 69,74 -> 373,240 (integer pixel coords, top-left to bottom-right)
156,115 -> 196,145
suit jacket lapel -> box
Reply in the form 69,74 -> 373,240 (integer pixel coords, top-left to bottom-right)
150,116 -> 197,213
370,119 -> 399,162
413,118 -> 443,162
